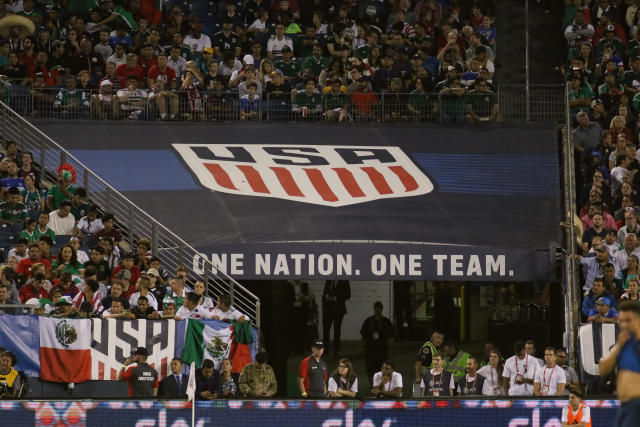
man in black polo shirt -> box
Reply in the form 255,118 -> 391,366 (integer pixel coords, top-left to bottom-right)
298,340 -> 327,398
118,347 -> 158,397
84,246 -> 111,283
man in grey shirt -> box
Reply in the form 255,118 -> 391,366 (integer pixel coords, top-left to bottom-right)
555,348 -> 580,395
573,111 -> 602,159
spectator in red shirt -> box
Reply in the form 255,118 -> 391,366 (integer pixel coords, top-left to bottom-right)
72,279 -> 103,314
349,76 -> 378,121
147,52 -> 176,89
19,272 -> 48,303
94,213 -> 122,245
116,53 -> 145,88
112,253 -> 141,285
16,243 -> 52,281
27,51 -> 60,87
18,37 -> 37,69
137,43 -> 158,79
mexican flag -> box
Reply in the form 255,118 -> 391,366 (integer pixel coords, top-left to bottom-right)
39,318 -> 92,383
181,319 -> 233,369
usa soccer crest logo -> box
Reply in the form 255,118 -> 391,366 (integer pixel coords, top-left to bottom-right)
173,144 -> 434,207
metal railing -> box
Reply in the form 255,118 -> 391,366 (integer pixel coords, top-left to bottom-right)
562,83 -> 580,371
0,84 -> 566,124
0,100 -> 261,327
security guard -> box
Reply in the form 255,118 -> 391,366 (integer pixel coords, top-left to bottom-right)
414,330 -> 445,386
0,351 -> 22,399
444,342 -> 472,382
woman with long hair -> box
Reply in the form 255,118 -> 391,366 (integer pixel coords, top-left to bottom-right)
328,358 -> 358,398
219,358 -> 239,397
477,349 -> 505,396
259,58 -> 275,85
193,280 -> 214,310
51,244 -> 83,278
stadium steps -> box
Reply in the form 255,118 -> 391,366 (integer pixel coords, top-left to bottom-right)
494,0 -> 564,85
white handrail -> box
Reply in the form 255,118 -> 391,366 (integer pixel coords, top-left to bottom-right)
0,100 -> 261,325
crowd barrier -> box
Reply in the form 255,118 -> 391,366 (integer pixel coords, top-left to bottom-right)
0,83 -> 565,123
0,399 -> 620,426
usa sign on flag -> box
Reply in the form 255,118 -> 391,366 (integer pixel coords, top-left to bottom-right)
173,144 -> 434,207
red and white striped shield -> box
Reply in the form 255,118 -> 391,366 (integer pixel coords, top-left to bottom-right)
173,144 -> 434,207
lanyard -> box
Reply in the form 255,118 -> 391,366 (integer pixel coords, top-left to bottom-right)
515,354 -> 528,375
543,366 -> 556,387
465,375 -> 476,393
432,370 -> 443,390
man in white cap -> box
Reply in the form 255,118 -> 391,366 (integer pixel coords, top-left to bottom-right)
229,54 -> 255,86
91,78 -> 119,119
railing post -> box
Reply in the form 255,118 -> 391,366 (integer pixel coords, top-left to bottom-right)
229,280 -> 235,304
60,151 -> 67,165
128,205 -> 134,245
255,299 -> 261,328
178,241 -> 184,267
105,186 -> 112,212
83,169 -> 89,195
1,107 -> 6,142
525,0 -> 531,123
39,138 -> 46,176
151,223 -> 158,257
266,93 -> 270,121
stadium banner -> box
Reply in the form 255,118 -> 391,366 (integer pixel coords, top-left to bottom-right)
41,122 -> 561,283
0,316 -> 258,382
0,314 -> 40,376
0,399 -> 620,427
192,243 -> 551,281
91,318 -> 176,380
578,323 -> 619,377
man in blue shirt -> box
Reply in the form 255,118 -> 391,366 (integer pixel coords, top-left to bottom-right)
582,277 -> 616,318
587,297 -> 619,323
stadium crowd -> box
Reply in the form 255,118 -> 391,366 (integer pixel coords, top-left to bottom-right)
0,0 -> 499,122
0,135 -> 624,401
564,0 -> 640,396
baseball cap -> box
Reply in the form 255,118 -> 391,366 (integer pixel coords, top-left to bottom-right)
221,15 -> 234,24
606,25 -> 615,32
100,79 -> 113,87
357,75 -> 367,82
25,298 -> 41,307
162,296 -> 175,306
55,296 -> 72,306
596,297 -> 611,306
133,347 -> 149,356
447,65 -> 456,71
312,340 -> 324,348
595,246 -> 608,253
51,40 -> 63,49
203,47 -> 214,54
39,26 -> 51,33
282,45 -> 292,52
146,267 -> 160,277
591,99 -> 602,108
242,54 -> 254,65
115,269 -> 132,280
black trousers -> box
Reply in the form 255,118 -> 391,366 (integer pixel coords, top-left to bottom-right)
322,308 -> 344,354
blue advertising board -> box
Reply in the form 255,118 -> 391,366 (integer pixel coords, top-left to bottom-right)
0,399 -> 620,427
